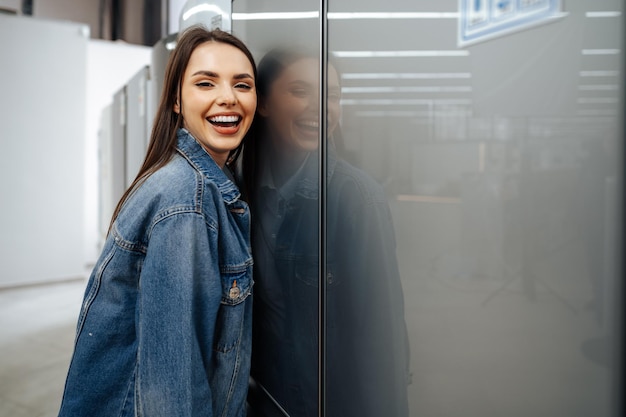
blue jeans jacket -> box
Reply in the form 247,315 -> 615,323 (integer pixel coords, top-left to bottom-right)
58,129 -> 253,417
250,149 -> 410,417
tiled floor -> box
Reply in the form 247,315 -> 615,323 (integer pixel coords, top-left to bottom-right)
0,280 -> 85,417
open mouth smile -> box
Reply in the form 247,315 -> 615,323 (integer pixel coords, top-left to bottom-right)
296,119 -> 319,132
208,115 -> 242,128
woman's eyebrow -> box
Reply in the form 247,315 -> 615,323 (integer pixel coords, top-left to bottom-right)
287,80 -> 312,86
234,73 -> 254,80
191,71 -> 253,80
192,70 -> 219,77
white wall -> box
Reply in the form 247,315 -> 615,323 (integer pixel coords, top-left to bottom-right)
0,14 -> 151,287
0,15 -> 88,287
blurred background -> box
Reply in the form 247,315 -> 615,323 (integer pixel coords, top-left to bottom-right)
0,0 -> 623,416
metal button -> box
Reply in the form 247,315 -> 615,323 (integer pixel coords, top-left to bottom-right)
229,280 -> 240,299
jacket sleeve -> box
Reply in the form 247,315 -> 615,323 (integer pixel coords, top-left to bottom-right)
331,183 -> 411,417
135,211 -> 220,416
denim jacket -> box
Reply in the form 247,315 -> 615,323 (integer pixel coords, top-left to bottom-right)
250,148 -> 409,417
58,129 -> 253,417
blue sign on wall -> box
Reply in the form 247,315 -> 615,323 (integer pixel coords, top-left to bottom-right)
458,0 -> 563,46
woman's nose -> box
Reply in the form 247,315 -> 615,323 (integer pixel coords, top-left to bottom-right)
217,86 -> 237,106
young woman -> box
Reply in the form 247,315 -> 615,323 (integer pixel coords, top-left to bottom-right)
58,26 -> 257,417
243,48 -> 410,417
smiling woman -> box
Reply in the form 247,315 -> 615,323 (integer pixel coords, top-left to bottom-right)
57,26 -> 257,417
175,41 -> 256,166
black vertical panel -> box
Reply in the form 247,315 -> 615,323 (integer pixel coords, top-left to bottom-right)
98,0 -> 106,39
318,3 -> 328,417
21,0 -> 32,15
617,11 -> 625,417
143,0 -> 163,46
111,0 -> 123,40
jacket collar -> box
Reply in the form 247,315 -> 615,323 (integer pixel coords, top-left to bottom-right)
175,128 -> 241,204
257,145 -> 338,201
289,146 -> 338,200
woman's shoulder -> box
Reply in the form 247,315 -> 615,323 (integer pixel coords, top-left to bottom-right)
139,155 -> 200,197
331,159 -> 387,204
146,154 -> 238,213
113,159 -> 202,240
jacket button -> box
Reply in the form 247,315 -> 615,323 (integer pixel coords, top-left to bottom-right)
229,280 -> 240,299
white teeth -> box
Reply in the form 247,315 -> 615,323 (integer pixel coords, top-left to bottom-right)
299,120 -> 319,128
209,115 -> 240,123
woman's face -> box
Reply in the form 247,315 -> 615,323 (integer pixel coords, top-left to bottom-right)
259,57 -> 341,153
175,41 -> 256,167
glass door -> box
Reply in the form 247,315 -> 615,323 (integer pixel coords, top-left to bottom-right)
325,0 -> 623,417
235,0 -> 624,416
233,1 -> 323,416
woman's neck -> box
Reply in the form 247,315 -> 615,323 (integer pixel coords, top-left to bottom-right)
267,141 -> 308,188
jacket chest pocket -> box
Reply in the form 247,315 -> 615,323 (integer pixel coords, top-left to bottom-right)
293,260 -> 341,289
291,260 -> 343,331
213,262 -> 253,353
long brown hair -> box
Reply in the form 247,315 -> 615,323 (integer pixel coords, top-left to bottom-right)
108,25 -> 257,232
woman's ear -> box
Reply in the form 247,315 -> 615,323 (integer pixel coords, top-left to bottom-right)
174,98 -> 180,114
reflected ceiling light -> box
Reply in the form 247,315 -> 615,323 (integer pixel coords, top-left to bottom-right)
342,86 -> 472,93
232,11 -> 458,20
355,110 -> 431,117
182,4 -> 225,21
586,11 -> 621,18
577,97 -> 620,104
328,12 -> 458,19
333,50 -> 469,58
578,84 -> 620,91
342,72 -> 472,79
577,109 -> 619,116
581,49 -> 621,55
341,98 -> 472,105
579,70 -> 620,77
232,11 -> 319,20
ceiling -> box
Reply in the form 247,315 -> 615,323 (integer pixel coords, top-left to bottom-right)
229,0 -> 623,145
4,0 -> 622,145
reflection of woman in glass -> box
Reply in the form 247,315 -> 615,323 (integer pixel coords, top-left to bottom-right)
58,27 -> 257,417
243,48 -> 410,417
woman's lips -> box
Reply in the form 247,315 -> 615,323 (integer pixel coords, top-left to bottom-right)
208,114 -> 241,127
207,115 -> 242,135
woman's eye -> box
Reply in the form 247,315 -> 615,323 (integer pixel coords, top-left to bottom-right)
290,88 -> 308,98
196,81 -> 214,87
235,83 -> 252,90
